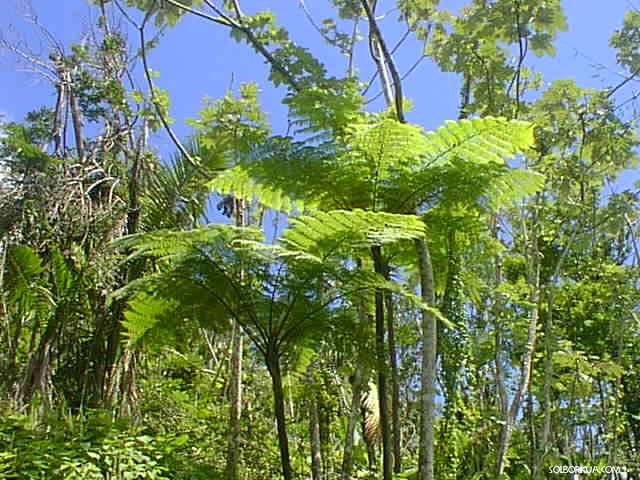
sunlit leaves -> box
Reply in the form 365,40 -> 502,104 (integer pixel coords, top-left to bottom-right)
282,210 -> 427,256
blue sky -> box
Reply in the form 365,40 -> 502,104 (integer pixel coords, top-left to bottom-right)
0,0 -> 638,190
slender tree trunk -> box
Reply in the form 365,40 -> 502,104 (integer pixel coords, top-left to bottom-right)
341,362 -> 365,480
66,72 -> 85,163
225,321 -> 243,480
225,200 -> 245,479
415,238 -> 437,480
310,394 -> 322,480
385,288 -> 402,473
495,240 -> 540,477
52,83 -> 65,157
534,289 -> 554,480
371,245 -> 393,480
342,279 -> 369,480
267,352 -> 294,480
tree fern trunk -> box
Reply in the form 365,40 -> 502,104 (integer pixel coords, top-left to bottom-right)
495,243 -> 540,477
268,351 -> 294,480
415,237 -> 436,480
225,321 -> 243,480
385,288 -> 402,473
371,245 -> 393,480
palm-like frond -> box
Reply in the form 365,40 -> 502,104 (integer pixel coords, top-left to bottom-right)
4,245 -> 53,317
143,137 -> 224,231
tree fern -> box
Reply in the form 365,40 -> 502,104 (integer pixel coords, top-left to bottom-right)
208,165 -> 313,215
281,210 -> 427,258
486,168 -> 545,209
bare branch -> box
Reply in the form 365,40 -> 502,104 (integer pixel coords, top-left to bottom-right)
163,0 -> 301,92
360,0 -> 406,121
138,7 -> 197,167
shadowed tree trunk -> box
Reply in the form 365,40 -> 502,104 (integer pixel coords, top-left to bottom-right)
225,199 -> 246,479
267,350 -> 294,480
310,391 -> 322,480
384,286 -> 402,473
371,245 -> 392,480
341,362 -> 366,480
495,218 -> 540,477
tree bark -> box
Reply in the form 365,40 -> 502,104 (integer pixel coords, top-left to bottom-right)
310,393 -> 322,480
385,288 -> 402,473
66,72 -> 85,163
225,321 -> 243,480
371,245 -> 393,480
341,362 -> 365,480
52,82 -> 65,157
267,352 -> 294,480
495,238 -> 540,477
415,237 -> 436,480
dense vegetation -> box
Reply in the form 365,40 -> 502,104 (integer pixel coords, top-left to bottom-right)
0,0 -> 639,479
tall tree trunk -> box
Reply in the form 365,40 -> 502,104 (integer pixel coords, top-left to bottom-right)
52,83 -> 65,157
225,321 -> 243,479
371,245 -> 393,480
342,280 -> 369,480
310,393 -> 323,480
495,233 -> 540,477
66,72 -> 85,163
384,288 -> 402,473
415,237 -> 436,480
341,362 -> 366,480
225,199 -> 245,479
534,290 -> 554,480
267,351 -> 294,480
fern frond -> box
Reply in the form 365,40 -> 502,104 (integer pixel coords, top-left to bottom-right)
143,136 -> 222,231
113,224 -> 263,263
122,292 -> 175,347
486,168 -> 545,208
420,117 -> 534,167
209,166 -> 314,215
281,210 -> 427,257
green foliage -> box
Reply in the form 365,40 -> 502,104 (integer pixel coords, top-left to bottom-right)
282,209 -> 427,257
610,9 -> 640,73
188,82 -> 269,157
209,164 -> 311,214
0,121 -> 51,175
0,411 -> 174,479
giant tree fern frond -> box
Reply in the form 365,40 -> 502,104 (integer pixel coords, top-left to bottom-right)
486,168 -> 545,208
122,291 -> 176,347
208,165 -> 314,215
281,210 -> 427,258
114,224 -> 263,263
419,117 -> 534,168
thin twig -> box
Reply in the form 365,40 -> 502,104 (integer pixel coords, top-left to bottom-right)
164,0 -> 301,92
138,4 -> 197,167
